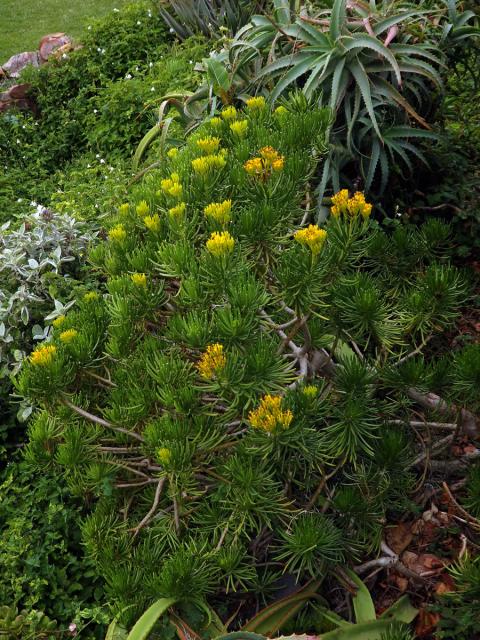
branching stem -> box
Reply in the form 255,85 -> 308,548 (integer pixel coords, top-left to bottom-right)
61,396 -> 145,442
132,476 -> 167,536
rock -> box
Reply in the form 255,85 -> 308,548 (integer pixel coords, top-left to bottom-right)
39,33 -> 72,61
8,83 -> 30,99
0,83 -> 33,113
1,51 -> 40,78
0,32 -> 72,113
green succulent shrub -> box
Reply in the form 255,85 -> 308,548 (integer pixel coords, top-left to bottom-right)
0,461 -> 107,638
463,463 -> 480,518
433,554 -> 480,640
16,95 -> 479,629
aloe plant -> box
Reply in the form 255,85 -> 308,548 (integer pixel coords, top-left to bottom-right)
229,0 -> 448,208
105,574 -> 417,640
158,0 -> 266,40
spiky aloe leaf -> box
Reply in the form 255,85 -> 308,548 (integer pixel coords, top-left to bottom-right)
242,580 -> 322,635
348,57 -> 382,141
126,598 -> 177,640
330,0 -> 347,40
344,569 -> 376,623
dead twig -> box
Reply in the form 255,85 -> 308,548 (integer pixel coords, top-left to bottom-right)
408,388 -> 479,438
61,396 -> 145,442
131,476 -> 167,537
442,482 -> 480,532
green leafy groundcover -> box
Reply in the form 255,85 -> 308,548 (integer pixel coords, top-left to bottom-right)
0,460 -> 106,637
16,94 -> 479,633
0,2 -> 210,224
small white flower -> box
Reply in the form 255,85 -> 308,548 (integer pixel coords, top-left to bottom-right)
137,20 -> 142,25
87,25 -> 92,30
151,87 -> 155,92
62,53 -> 67,59
100,159 -> 106,164
93,109 -> 98,114
96,154 -> 100,158
87,164 -> 91,168
30,201 -> 37,207
16,138 -> 21,144
17,198 -> 23,203
113,7 -> 119,11
125,73 -> 132,79
135,66 -> 139,71
169,28 -> 175,33
149,62 -> 153,67
101,48 -> 106,54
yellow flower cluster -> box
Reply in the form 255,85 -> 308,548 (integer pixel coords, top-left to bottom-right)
108,224 -> 126,243
136,200 -> 150,218
60,329 -> 78,343
302,385 -> 318,398
192,153 -> 227,175
246,96 -> 266,110
230,119 -> 248,138
209,116 -> 222,128
330,189 -> 372,219
294,224 -> 327,255
157,447 -> 172,465
167,147 -> 179,159
84,291 -> 99,302
161,173 -> 183,199
244,157 -> 263,174
52,315 -> 66,328
197,343 -> 226,379
196,136 -> 221,154
274,105 -> 288,118
118,203 -> 130,215
221,106 -> 237,121
244,146 -> 284,179
30,344 -> 57,366
144,214 -> 160,232
131,273 -> 147,287
169,202 -> 186,220
204,199 -> 232,225
206,231 -> 235,257
249,395 -> 293,434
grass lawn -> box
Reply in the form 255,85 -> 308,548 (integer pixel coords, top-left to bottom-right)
0,0 -> 131,62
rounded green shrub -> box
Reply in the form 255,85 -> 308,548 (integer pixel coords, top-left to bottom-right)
17,95 -> 477,626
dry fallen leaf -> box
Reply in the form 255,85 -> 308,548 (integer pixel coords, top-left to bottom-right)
402,551 -> 445,576
415,608 -> 440,637
435,574 -> 455,595
391,573 -> 409,592
386,522 -> 414,554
